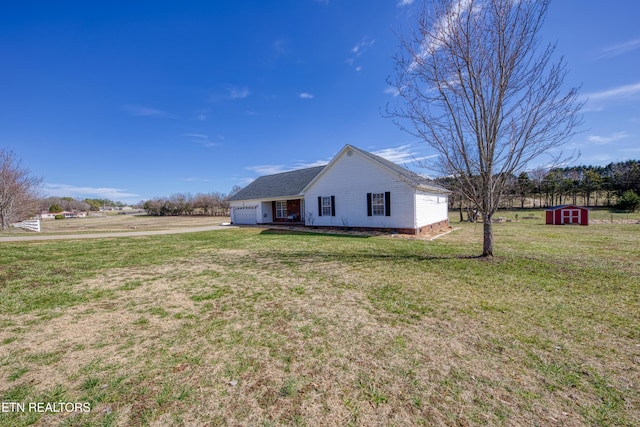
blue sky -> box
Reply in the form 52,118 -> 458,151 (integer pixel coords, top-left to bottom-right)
1,1 -> 639,204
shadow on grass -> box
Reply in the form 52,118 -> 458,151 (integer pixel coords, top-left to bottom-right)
259,228 -> 492,262
259,228 -> 371,239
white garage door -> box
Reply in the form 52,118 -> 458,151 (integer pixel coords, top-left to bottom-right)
233,206 -> 257,224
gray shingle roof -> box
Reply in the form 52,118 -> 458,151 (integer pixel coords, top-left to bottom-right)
228,165 -> 325,201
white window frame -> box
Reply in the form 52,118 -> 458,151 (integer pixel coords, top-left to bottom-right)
372,193 -> 385,216
321,196 -> 332,216
275,201 -> 287,219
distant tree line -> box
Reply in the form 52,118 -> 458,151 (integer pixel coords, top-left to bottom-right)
37,192 -> 237,217
439,160 -> 640,214
84,198 -> 128,210
39,197 -> 128,213
142,191 -> 235,217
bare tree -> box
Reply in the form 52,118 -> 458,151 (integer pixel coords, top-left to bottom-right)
0,149 -> 42,230
389,0 -> 582,256
528,167 -> 548,208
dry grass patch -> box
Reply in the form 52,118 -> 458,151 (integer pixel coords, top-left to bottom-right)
0,224 -> 639,426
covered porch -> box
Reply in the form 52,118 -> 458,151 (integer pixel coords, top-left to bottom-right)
263,198 -> 305,224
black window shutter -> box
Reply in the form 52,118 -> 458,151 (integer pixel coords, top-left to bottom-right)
331,195 -> 336,216
317,196 -> 322,217
385,192 -> 391,216
366,193 -> 372,216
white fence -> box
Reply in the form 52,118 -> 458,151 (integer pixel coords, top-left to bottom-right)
12,219 -> 41,232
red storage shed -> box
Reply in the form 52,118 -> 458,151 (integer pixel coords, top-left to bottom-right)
545,205 -> 589,226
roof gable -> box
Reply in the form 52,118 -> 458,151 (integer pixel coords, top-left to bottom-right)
228,165 -> 325,201
303,145 -> 450,194
546,204 -> 588,211
229,145 -> 449,202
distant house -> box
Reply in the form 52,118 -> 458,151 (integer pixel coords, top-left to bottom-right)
39,211 -> 88,220
545,205 -> 589,226
39,212 -> 57,220
228,145 -> 450,235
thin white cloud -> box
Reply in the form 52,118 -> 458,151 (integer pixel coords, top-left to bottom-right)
246,157 -> 329,177
373,145 -> 417,164
384,86 -> 400,97
584,82 -> 640,101
246,164 -> 288,175
196,113 -> 207,121
596,39 -> 640,59
299,92 -> 314,99
373,144 -> 438,165
294,159 -> 329,169
582,82 -> 640,110
397,0 -> 415,6
238,176 -> 256,185
227,85 -> 250,100
184,133 -> 209,139
587,132 -> 629,145
272,39 -> 290,59
121,104 -> 175,118
351,38 -> 375,55
346,37 -> 375,70
181,177 -> 211,183
44,183 -> 140,201
184,133 -> 223,148
411,0 -> 476,70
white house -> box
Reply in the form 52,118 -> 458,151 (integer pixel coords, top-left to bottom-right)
39,211 -> 88,220
228,145 -> 450,235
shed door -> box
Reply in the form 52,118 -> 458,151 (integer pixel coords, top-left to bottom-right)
562,209 -> 580,224
233,206 -> 257,224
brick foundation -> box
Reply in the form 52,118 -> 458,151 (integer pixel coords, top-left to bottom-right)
415,219 -> 450,236
303,219 -> 450,236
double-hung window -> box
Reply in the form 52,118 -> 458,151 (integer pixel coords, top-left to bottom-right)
367,192 -> 391,217
322,197 -> 332,216
317,196 -> 335,217
371,193 -> 385,216
275,201 -> 287,219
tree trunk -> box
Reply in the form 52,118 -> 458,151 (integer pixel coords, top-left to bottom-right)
482,214 -> 494,257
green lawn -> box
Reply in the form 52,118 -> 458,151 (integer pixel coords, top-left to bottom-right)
0,218 -> 638,426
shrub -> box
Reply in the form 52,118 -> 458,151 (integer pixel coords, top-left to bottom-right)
616,190 -> 640,212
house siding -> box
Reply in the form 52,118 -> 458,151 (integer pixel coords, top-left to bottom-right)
260,201 -> 273,223
304,150 -> 418,229
415,191 -> 449,228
